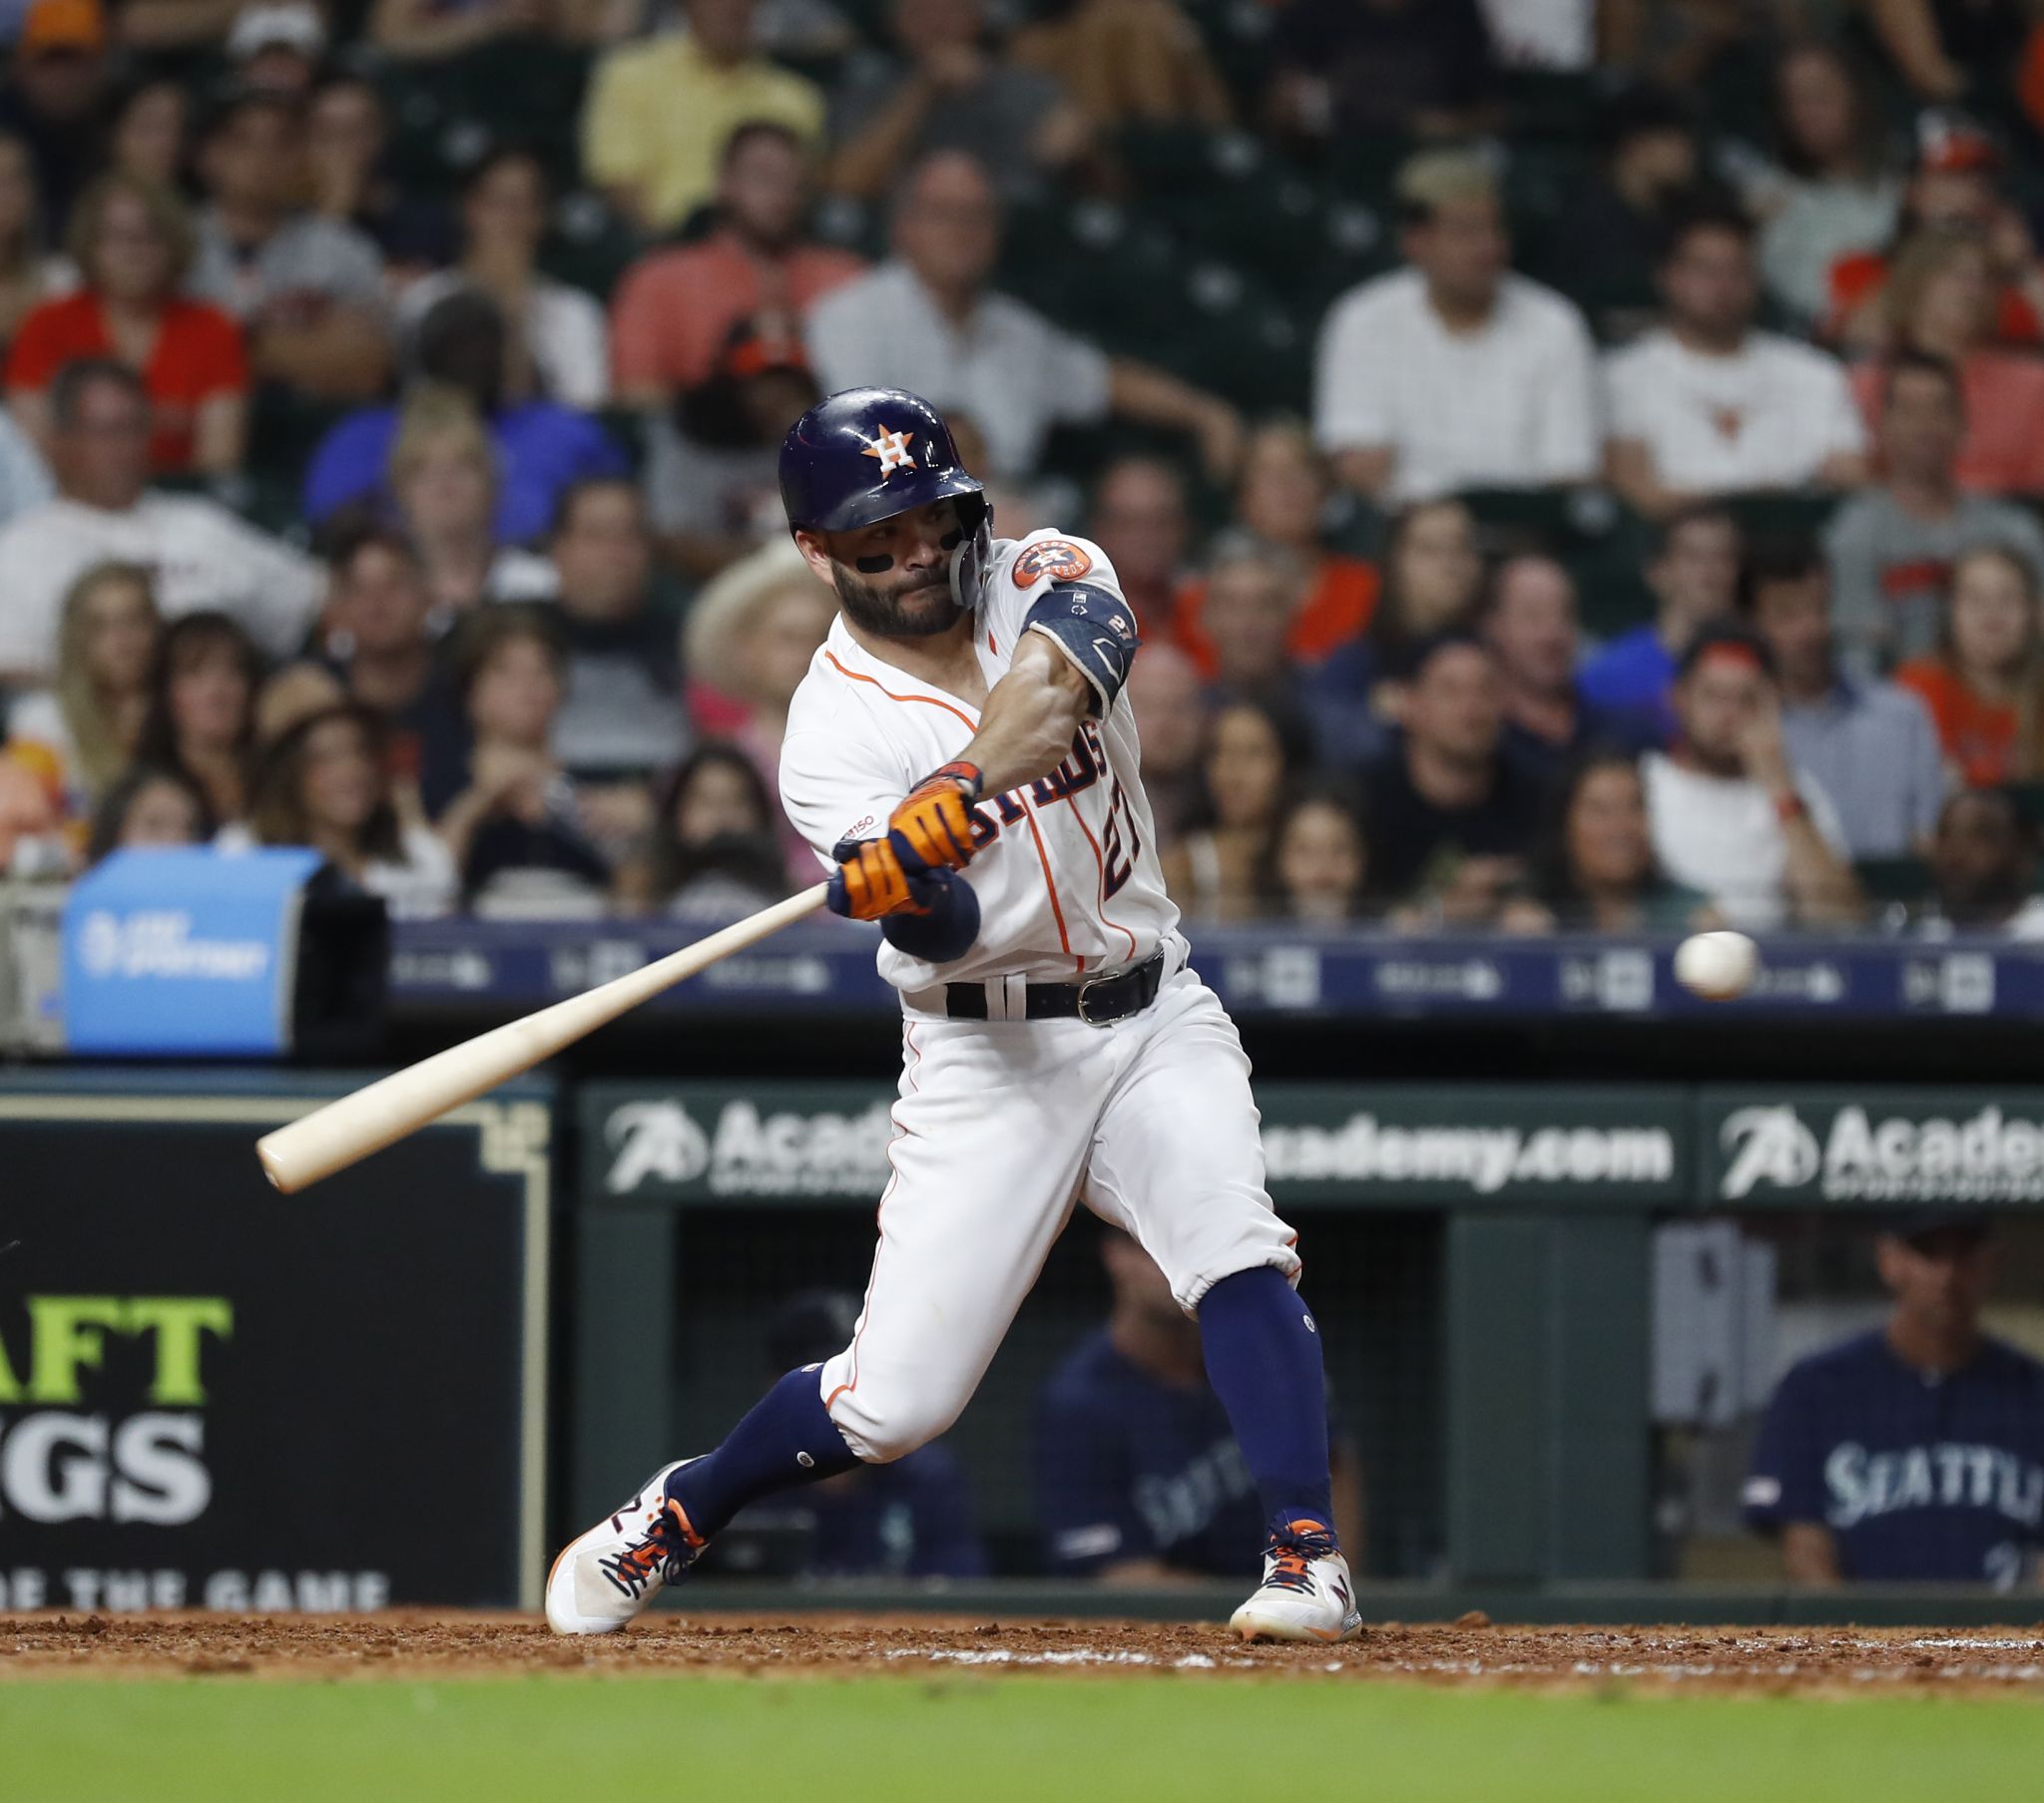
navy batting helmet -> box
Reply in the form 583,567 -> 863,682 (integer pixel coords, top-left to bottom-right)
778,387 -> 989,538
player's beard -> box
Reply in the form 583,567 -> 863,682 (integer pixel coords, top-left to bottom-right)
829,559 -> 963,640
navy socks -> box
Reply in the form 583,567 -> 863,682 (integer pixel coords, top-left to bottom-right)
664,1367 -> 860,1540
1197,1264 -> 1337,1539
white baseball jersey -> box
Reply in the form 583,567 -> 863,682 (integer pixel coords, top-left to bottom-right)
778,528 -> 1180,995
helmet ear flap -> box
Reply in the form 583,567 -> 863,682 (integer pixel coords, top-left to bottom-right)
948,491 -> 993,613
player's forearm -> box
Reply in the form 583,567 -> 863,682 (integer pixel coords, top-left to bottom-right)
959,634 -> 1092,795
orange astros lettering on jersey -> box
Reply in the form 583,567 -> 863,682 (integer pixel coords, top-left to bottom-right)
1011,539 -> 1093,588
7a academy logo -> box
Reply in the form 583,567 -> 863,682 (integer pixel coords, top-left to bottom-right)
605,1099 -> 894,1196
1720,1104 -> 2044,1202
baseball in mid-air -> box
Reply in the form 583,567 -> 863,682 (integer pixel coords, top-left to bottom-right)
1674,930 -> 1761,1002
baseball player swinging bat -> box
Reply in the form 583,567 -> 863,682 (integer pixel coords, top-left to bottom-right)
254,881 -> 829,1193
544,388 -> 1360,1645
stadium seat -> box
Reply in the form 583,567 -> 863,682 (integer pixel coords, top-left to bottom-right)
1853,856 -> 1934,905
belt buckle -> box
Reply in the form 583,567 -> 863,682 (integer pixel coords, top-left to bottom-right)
1074,969 -> 1118,1027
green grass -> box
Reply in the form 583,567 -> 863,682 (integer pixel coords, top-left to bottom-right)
4,1673 -> 2043,1803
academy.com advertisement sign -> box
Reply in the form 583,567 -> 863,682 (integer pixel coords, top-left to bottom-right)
584,1083 -> 1692,1205
588,1083 -> 2044,1212
0,1075 -> 545,1613
1703,1091 -> 2044,1206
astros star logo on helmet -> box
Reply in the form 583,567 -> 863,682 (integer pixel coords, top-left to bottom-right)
861,426 -> 917,478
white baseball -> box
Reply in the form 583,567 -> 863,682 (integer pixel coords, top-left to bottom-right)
1674,930 -> 1760,1002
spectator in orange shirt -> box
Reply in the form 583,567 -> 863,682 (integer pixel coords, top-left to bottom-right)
1173,419 -> 1375,681
7,172 -> 247,475
1895,544 -> 2044,787
1827,110 -> 2044,352
1847,228 -> 2044,497
610,122 -> 863,411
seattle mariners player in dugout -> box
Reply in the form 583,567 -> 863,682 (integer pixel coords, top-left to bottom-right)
547,386 -> 1361,1643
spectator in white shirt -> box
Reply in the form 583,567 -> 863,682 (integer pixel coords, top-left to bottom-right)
804,149 -> 1242,481
1312,148 -> 1598,505
1642,622 -> 1860,928
1603,206 -> 1871,519
396,150 -> 610,411
0,359 -> 321,684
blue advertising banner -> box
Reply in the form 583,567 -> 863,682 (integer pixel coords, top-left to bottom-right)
63,848 -> 325,1055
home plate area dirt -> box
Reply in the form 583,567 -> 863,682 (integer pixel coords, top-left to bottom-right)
6,1613 -> 2044,1693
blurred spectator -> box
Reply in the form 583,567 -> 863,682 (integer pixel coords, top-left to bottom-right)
436,605 -> 611,916
106,80 -> 189,193
304,74 -> 453,277
806,151 -> 1242,482
1254,779 -> 1367,922
1500,748 -> 1715,934
610,121 -> 862,409
133,609 -> 263,827
305,290 -> 627,543
387,386 -> 557,612
1894,544 -> 2044,787
1863,0 -> 2027,102
644,318 -> 819,580
1125,638 -> 1205,854
1009,0 -> 1231,134
1194,533 -> 1307,710
252,656 -> 344,744
1826,352 -> 2044,678
1923,787 -> 2044,937
1848,230 -> 2044,497
3,559 -> 155,822
371,0 -> 551,60
1545,86 -> 1702,339
8,172 -> 248,476
0,360 -> 320,682
581,0 -> 825,236
226,2 -> 327,96
1359,633 -> 1542,922
398,151 -> 609,412
826,0 -> 1087,204
1314,150 -> 1597,507
1604,207 -> 1869,518
1269,0 -> 1497,143
1577,503 -> 1742,742
682,536 -> 832,869
83,760 -> 209,861
0,130 -> 71,353
623,740 -> 793,919
1037,1228 -> 1361,1581
1642,623 -> 1858,927
1736,40 -> 1902,329
231,701 -> 458,916
1482,553 -> 1649,777
546,477 -> 687,781
1089,456 -> 1195,634
724,1289 -> 986,1578
1745,537 -> 1946,858
1745,1211 -> 2044,1587
1174,420 -> 1374,680
1160,697 -> 1302,921
1827,111 -> 2044,349
189,89 -> 390,404
0,0 -> 115,235
1300,496 -> 1484,769
319,525 -> 468,811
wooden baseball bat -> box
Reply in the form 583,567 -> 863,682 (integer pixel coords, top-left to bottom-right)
256,882 -> 831,1193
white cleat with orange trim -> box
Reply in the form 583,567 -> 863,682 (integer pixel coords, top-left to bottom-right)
1229,1520 -> 1363,1643
546,1459 -> 707,1635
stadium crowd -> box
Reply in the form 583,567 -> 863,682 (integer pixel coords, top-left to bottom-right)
4,0 -> 2044,933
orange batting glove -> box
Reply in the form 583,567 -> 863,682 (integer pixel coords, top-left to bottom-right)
888,760 -> 984,871
830,836 -> 919,920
